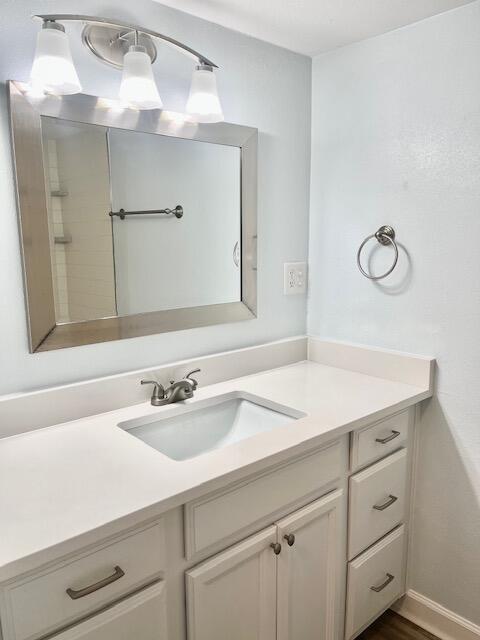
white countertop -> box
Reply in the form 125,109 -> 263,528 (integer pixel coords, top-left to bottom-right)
0,360 -> 431,581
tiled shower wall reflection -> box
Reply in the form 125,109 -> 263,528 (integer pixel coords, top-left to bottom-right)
43,126 -> 117,323
45,139 -> 70,323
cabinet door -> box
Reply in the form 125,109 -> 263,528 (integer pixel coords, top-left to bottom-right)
50,582 -> 167,640
276,489 -> 345,640
186,526 -> 277,640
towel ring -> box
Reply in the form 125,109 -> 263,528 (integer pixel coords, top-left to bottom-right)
357,225 -> 398,280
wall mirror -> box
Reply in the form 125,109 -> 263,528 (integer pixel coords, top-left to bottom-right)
9,81 -> 257,352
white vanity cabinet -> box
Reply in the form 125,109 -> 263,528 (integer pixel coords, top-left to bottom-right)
0,407 -> 416,640
186,489 -> 345,640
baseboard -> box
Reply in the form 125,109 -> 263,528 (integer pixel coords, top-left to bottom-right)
392,590 -> 480,640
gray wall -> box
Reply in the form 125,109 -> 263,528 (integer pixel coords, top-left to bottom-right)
0,0 -> 311,394
309,1 -> 480,625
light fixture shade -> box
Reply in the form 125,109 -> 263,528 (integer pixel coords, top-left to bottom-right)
30,24 -> 82,95
186,65 -> 224,123
119,46 -> 163,110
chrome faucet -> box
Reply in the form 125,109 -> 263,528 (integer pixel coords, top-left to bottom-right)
141,368 -> 201,406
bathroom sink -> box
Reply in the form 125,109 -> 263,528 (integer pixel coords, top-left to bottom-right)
119,393 -> 305,461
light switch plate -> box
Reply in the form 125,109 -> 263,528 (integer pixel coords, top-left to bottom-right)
284,262 -> 307,295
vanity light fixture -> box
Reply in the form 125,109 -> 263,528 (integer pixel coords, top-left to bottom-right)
119,32 -> 163,110
186,64 -> 224,123
30,20 -> 82,95
29,15 -> 224,121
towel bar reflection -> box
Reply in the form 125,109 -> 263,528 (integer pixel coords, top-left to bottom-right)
109,205 -> 183,220
357,225 -> 398,280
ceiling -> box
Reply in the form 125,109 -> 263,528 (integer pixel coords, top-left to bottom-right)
154,0 -> 475,56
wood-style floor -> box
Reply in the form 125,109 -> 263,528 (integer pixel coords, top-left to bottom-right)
358,611 -> 440,640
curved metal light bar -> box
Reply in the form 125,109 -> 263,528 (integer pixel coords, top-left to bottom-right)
33,14 -> 219,68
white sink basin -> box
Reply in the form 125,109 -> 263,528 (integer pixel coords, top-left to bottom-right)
119,392 -> 305,461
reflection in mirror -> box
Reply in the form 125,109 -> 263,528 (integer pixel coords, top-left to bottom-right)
41,117 -> 241,325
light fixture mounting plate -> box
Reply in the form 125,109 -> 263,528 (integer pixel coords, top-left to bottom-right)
81,24 -> 157,69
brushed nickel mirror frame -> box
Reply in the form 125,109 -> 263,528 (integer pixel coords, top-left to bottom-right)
8,81 -> 257,352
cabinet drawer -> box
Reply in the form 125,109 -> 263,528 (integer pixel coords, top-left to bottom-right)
185,440 -> 344,558
348,449 -> 407,559
351,411 -> 409,471
4,522 -> 164,640
49,581 -> 167,640
345,525 -> 406,640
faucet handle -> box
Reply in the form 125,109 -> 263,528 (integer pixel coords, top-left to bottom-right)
184,368 -> 201,390
141,379 -> 165,400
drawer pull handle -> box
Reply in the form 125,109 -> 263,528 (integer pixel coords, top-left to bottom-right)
370,573 -> 395,592
66,566 -> 125,600
373,494 -> 398,511
270,542 -> 282,555
375,430 -> 400,444
283,534 -> 296,547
